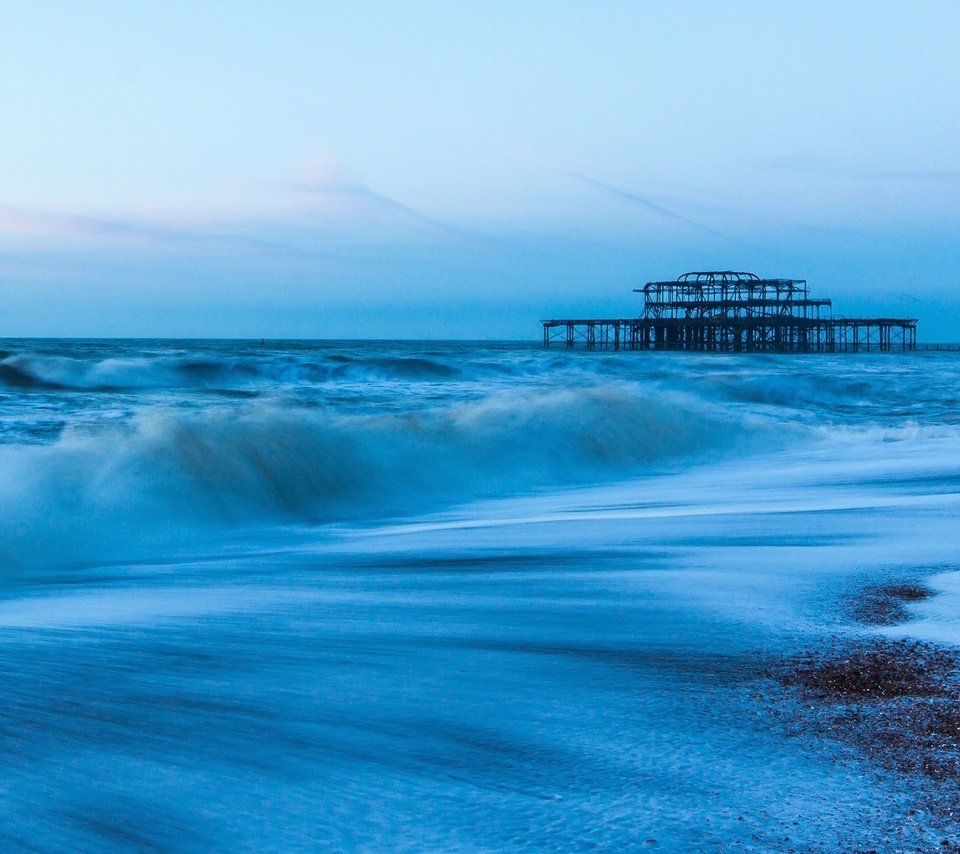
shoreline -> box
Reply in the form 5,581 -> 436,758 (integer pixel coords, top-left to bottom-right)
767,577 -> 960,850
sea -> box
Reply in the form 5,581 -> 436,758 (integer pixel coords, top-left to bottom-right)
2,338 -> 960,851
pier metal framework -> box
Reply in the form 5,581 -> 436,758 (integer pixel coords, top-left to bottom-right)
542,271 -> 918,353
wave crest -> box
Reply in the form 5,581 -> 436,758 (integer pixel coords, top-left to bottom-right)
0,384 -> 775,569
0,351 -> 462,392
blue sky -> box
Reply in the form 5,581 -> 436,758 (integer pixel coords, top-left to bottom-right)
1,1 -> 959,338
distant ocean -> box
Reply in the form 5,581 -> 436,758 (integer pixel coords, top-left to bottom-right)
2,338 -> 960,850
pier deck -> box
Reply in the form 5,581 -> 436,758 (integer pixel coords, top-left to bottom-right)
542,317 -> 918,352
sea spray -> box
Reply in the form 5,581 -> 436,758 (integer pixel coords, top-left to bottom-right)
0,381 -> 784,570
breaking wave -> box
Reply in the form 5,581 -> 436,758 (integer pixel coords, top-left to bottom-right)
6,340 -> 952,574
0,351 -> 461,392
0,383 -> 786,570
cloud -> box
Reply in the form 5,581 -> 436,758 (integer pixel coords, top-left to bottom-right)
753,157 -> 960,182
0,204 -> 311,256
570,173 -> 766,250
0,171 -> 480,261
298,176 -> 453,231
293,167 -> 500,246
0,155 -> 505,269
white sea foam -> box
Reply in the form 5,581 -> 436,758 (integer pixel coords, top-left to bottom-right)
0,380 -> 789,569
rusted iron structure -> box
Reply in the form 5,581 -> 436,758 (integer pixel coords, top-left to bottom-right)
542,271 -> 917,352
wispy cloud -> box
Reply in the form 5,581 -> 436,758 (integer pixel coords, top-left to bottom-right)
299,178 -> 439,227
0,167 -> 480,258
571,173 -> 766,250
753,156 -> 960,182
0,204 -> 309,256
293,169 -> 500,246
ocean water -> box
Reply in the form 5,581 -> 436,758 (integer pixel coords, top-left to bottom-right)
2,339 -> 960,851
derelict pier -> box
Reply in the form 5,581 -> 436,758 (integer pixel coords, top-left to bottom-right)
543,271 -> 917,353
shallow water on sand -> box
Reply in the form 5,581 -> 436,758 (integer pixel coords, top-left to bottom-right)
2,340 -> 960,850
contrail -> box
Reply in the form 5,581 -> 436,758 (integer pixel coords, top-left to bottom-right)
299,178 -> 499,245
572,173 -> 760,248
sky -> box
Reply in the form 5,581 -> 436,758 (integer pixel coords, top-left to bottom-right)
1,1 -> 959,339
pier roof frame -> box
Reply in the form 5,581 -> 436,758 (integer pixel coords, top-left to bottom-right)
635,271 -> 816,321
638,270 -> 807,291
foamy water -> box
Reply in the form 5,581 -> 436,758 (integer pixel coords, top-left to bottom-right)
1,339 -> 959,850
